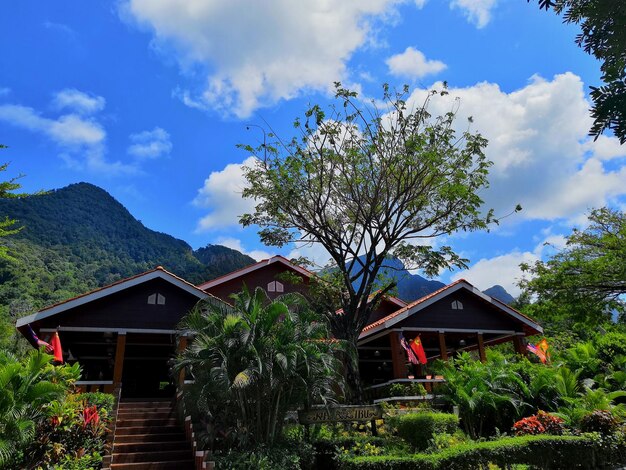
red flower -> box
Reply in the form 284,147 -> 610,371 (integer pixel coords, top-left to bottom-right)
50,416 -> 60,427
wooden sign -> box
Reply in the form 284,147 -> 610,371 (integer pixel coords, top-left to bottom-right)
298,405 -> 383,425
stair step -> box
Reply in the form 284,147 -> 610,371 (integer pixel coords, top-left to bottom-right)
113,450 -> 193,464
115,425 -> 183,435
114,441 -> 191,453
117,411 -> 175,420
110,460 -> 194,470
119,401 -> 173,408
114,433 -> 187,444
117,418 -> 178,427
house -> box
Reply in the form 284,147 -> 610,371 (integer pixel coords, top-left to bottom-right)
16,258 -> 541,396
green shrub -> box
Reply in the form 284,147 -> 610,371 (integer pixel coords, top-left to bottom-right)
213,441 -> 314,470
80,392 -> 114,413
392,412 -> 459,451
337,434 -> 626,469
580,410 -> 619,435
389,383 -> 428,397
427,431 -> 469,452
595,332 -> 626,365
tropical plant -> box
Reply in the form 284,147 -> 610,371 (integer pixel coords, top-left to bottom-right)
175,287 -> 343,449
0,349 -> 79,467
434,352 -> 529,438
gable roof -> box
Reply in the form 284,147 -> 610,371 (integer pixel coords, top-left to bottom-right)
16,266 -> 212,328
359,279 -> 542,340
197,255 -> 314,290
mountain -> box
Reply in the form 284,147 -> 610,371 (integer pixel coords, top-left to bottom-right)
364,257 -> 515,304
483,285 -> 516,305
0,182 -> 255,320
376,257 -> 446,301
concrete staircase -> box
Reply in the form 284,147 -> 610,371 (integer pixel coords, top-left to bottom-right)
108,399 -> 194,470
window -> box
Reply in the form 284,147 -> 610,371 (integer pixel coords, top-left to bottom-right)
267,281 -> 284,293
451,300 -> 463,310
148,293 -> 166,305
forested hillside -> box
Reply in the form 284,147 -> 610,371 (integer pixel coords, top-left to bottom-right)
0,182 -> 254,341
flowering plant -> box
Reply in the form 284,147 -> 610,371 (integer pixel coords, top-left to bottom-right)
513,411 -> 564,436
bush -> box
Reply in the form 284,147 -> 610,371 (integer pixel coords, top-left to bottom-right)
80,392 -> 114,413
337,434 -> 626,469
427,431 -> 469,452
513,411 -> 564,436
388,383 -> 427,397
580,410 -> 619,435
595,332 -> 626,365
391,412 -> 459,451
213,441 -> 314,470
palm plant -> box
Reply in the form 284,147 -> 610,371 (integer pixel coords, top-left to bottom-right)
0,349 -> 76,467
175,287 -> 343,449
435,352 -> 529,438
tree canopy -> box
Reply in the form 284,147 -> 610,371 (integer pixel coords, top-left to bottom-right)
530,0 -> 626,143
520,207 -> 626,326
241,83 -> 499,399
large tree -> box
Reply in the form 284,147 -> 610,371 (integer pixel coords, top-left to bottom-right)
240,84 -> 499,400
520,207 -> 626,323
530,0 -> 626,143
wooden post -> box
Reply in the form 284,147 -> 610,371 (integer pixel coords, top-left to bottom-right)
112,332 -> 126,387
513,335 -> 527,356
177,335 -> 188,388
389,332 -> 406,379
477,333 -> 486,362
438,331 -> 448,361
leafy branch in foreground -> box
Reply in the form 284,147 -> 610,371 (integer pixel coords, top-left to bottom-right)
530,0 -> 626,143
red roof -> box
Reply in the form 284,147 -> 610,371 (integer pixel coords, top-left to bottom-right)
197,255 -> 314,290
360,278 -> 542,337
361,279 -> 467,333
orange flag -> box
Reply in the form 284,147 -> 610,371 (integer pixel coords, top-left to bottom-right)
51,332 -> 64,363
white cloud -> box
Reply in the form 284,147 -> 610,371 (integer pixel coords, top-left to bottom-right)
584,135 -> 626,161
451,232 -> 570,296
127,127 -> 172,160
194,156 -> 257,231
0,95 -> 134,175
451,250 -> 536,297
53,89 -> 106,114
450,0 -> 497,28
386,47 -> 446,78
215,236 -> 274,261
402,72 -> 626,223
0,104 -> 105,146
121,0 -> 403,118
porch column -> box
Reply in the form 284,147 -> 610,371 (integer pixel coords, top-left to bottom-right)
477,332 -> 486,362
438,331 -> 448,361
177,335 -> 188,389
513,334 -> 527,356
389,331 -> 406,379
112,332 -> 126,387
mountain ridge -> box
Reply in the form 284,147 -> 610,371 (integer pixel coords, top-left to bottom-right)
0,182 -> 255,318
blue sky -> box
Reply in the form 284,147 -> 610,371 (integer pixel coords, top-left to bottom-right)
1,0 -> 624,295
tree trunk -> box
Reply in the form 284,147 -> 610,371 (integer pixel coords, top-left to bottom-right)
342,334 -> 364,404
